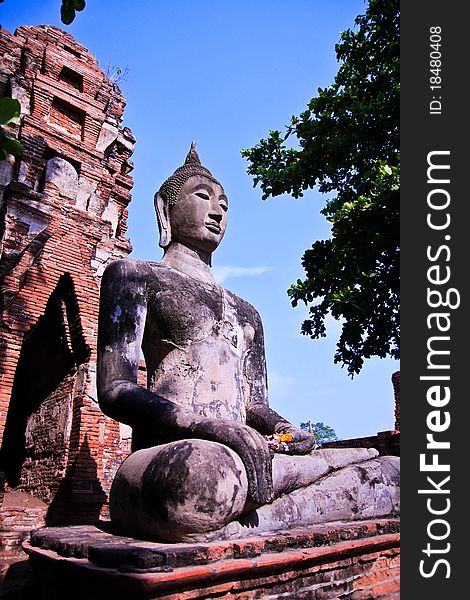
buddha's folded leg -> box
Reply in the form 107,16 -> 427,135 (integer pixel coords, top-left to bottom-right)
109,439 -> 248,542
199,454 -> 400,541
271,447 -> 382,497
109,441 -> 399,543
186,449 -> 400,542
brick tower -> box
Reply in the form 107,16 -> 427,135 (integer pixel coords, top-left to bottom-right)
0,25 -> 136,524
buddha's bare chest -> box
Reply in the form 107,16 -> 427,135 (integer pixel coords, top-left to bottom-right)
144,269 -> 250,354
141,270 -> 255,421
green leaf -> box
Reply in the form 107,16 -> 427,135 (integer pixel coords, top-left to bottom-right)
74,0 -> 86,11
61,2 -> 76,24
380,164 -> 393,175
0,97 -> 21,125
0,127 -> 24,157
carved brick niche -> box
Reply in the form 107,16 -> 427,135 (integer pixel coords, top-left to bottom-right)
0,25 -> 136,524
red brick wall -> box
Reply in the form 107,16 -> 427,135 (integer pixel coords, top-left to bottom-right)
24,521 -> 400,599
0,25 -> 136,524
323,430 -> 400,456
19,375 -> 75,504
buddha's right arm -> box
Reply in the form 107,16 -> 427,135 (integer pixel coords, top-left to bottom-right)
97,259 -> 201,432
97,260 -> 273,504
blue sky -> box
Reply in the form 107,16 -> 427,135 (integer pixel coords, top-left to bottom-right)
1,0 -> 399,439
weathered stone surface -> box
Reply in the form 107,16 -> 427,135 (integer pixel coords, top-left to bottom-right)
110,440 -> 248,541
272,447 -> 379,495
9,75 -> 31,116
110,447 -> 389,542
75,177 -> 98,211
212,456 -> 400,542
0,153 -> 15,187
95,122 -> 119,153
44,157 -> 78,199
0,25 -> 135,534
24,520 -> 400,599
27,518 -> 400,565
87,544 -> 166,569
98,145 -> 400,542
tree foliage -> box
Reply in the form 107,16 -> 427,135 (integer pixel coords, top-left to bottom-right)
300,421 -> 339,446
60,0 -> 86,25
0,0 -> 87,162
0,0 -> 87,25
242,0 -> 399,376
0,97 -> 23,160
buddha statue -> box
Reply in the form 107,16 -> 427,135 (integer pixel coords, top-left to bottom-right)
97,143 -> 399,542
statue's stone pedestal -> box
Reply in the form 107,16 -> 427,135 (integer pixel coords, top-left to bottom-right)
24,519 -> 399,599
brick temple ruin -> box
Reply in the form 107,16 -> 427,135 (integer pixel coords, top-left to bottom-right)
0,24 -> 137,530
0,24 -> 400,598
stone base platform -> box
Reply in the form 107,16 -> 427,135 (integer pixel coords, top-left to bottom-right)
23,519 -> 399,599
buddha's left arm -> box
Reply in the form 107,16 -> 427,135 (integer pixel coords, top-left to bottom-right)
243,306 -> 317,455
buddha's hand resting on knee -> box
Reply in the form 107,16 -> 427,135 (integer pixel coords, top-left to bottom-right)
189,419 -> 273,506
273,422 -> 317,455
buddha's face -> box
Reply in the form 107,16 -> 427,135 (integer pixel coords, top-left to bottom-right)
169,175 -> 228,253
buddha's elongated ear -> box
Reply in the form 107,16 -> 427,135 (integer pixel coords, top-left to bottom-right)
154,192 -> 171,248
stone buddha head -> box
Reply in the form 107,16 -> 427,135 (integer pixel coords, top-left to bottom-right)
154,143 -> 228,253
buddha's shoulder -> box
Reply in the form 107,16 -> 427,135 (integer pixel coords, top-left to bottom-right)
223,287 -> 263,326
103,258 -> 155,278
102,258 -> 173,287
105,259 -> 212,294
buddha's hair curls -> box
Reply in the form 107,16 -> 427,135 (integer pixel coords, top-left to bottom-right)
157,142 -> 221,208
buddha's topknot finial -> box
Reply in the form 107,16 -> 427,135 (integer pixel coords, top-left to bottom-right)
184,141 -> 201,166
157,142 -> 221,208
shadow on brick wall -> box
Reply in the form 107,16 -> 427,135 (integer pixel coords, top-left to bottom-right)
0,274 -> 89,489
46,435 -> 106,525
